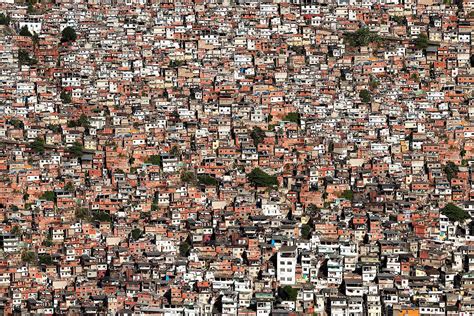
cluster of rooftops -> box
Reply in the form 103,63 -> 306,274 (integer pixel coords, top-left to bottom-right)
0,0 -> 473,314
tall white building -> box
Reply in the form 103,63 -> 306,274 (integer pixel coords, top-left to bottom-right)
277,246 -> 297,285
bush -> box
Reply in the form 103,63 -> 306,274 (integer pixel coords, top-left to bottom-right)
441,203 -> 470,222
247,168 -> 278,187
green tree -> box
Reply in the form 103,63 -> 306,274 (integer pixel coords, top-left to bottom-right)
197,174 -> 219,186
11,226 -> 21,237
359,89 -> 371,103
61,26 -> 77,43
64,182 -> 74,193
29,138 -> 45,154
32,33 -> 39,48
340,190 -> 354,201
67,142 -> 84,158
75,208 -> 91,221
77,114 -> 90,128
307,204 -> 318,213
42,239 -> 53,247
283,112 -> 300,124
289,45 -> 305,55
27,3 -> 36,14
391,16 -> 406,25
40,191 -> 55,201
60,91 -> 72,104
444,161 -> 459,182
43,230 -> 53,246
38,254 -> 53,265
18,49 -> 36,66
344,27 -> 382,47
247,168 -> 278,187
146,155 -> 161,165
411,73 -> 420,82
280,286 -> 298,301
369,78 -> 379,90
179,242 -> 191,257
301,224 -> 312,239
414,33 -> 429,50
21,251 -> 37,264
0,13 -> 11,26
8,119 -> 24,129
131,228 -> 142,241
19,25 -> 32,37
441,203 -> 470,222
92,211 -> 112,222
170,145 -> 180,157
47,124 -> 61,133
181,171 -> 196,184
250,126 -> 265,146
